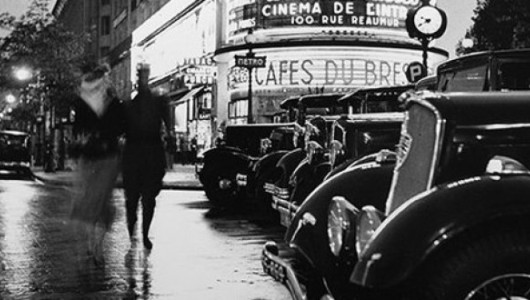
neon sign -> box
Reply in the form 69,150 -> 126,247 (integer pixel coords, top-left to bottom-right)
227,0 -> 421,38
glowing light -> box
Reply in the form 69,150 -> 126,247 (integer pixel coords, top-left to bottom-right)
5,94 -> 16,104
14,67 -> 33,81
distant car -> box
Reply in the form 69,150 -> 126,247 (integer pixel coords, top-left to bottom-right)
0,130 -> 31,176
197,123 -> 296,206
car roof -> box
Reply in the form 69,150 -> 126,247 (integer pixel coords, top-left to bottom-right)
415,75 -> 437,91
279,96 -> 301,110
437,48 -> 530,73
338,85 -> 414,104
412,91 -> 530,126
299,93 -> 344,107
0,130 -> 29,136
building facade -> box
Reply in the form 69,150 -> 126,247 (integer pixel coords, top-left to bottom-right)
215,0 -> 448,124
55,0 -> 449,159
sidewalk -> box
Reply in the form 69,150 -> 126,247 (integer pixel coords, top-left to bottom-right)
31,163 -> 203,190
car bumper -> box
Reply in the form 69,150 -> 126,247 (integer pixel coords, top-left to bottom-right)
236,173 -> 247,187
0,161 -> 30,170
270,186 -> 298,227
262,241 -> 309,300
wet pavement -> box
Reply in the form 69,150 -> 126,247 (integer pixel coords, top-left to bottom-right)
0,169 -> 291,299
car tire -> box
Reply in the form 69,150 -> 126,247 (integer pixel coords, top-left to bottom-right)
401,228 -> 530,300
202,163 -> 243,206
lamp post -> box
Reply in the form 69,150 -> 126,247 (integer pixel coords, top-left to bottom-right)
244,31 -> 256,124
235,30 -> 266,124
13,66 -> 46,167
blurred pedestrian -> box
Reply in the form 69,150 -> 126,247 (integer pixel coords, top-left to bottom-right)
123,63 -> 174,250
69,62 -> 125,266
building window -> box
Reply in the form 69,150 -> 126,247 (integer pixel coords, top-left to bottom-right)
131,0 -> 137,10
101,16 -> 111,35
101,0 -> 110,6
228,100 -> 248,123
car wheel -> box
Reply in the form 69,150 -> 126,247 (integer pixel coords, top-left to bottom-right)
202,163 -> 242,206
402,228 -> 530,300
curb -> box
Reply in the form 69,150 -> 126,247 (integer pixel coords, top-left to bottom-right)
31,172 -> 203,191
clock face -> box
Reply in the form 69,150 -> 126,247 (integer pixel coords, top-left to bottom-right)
413,6 -> 444,36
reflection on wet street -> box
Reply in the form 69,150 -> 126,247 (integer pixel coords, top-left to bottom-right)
0,179 -> 290,299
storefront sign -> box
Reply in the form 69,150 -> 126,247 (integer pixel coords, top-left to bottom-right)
235,54 -> 267,68
227,0 -> 421,38
230,57 -> 410,90
227,47 -> 447,94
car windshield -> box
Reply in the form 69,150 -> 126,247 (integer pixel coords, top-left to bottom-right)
498,60 -> 530,91
437,62 -> 488,92
0,134 -> 27,147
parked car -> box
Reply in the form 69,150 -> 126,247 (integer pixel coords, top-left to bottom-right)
262,49 -> 530,300
326,84 -> 412,179
267,93 -> 345,225
275,85 -> 411,228
197,122 -> 296,205
0,130 -> 31,176
436,48 -> 530,92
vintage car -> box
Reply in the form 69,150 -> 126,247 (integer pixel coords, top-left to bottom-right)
263,90 -> 530,300
267,93 -> 345,223
0,130 -> 32,176
436,48 -> 530,92
326,84 -> 412,178
275,85 -> 411,228
244,97 -> 305,214
262,48 -> 530,300
197,122 -> 296,205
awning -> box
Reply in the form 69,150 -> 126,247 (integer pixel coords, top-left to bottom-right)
170,86 -> 205,106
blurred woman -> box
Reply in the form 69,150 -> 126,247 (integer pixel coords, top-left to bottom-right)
69,62 -> 125,266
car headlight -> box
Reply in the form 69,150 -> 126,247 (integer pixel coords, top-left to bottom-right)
329,140 -> 344,168
356,205 -> 384,256
306,141 -> 324,165
486,155 -> 529,174
327,196 -> 358,257
260,138 -> 272,155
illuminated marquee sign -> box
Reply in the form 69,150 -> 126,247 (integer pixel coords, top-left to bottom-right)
227,0 -> 421,38
227,47 -> 447,94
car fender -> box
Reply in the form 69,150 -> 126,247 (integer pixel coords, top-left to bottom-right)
351,174 -> 530,289
274,148 -> 305,186
253,150 -> 289,180
199,147 -> 254,183
201,146 -> 252,164
286,159 -> 395,280
290,160 -> 332,206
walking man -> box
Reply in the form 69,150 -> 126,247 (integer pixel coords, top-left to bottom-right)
123,63 -> 174,249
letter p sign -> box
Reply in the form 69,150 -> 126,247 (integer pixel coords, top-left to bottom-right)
406,61 -> 427,83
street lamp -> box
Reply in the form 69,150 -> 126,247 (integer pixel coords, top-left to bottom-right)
13,66 -> 33,82
12,66 -> 47,167
5,93 -> 16,104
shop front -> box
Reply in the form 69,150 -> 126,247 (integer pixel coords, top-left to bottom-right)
131,0 -> 217,163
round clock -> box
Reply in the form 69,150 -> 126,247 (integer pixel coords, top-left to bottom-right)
408,5 -> 447,39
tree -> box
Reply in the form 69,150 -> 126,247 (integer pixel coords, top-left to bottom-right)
457,0 -> 530,55
0,0 -> 91,170
0,0 -> 90,125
